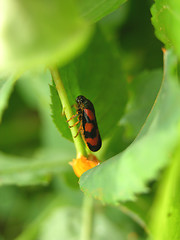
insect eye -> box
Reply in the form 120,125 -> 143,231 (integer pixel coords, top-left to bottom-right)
76,95 -> 85,104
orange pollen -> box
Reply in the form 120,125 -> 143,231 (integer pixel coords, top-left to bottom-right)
69,154 -> 100,177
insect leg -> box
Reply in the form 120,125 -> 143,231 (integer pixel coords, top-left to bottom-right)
74,121 -> 83,138
71,104 -> 77,109
68,120 -> 80,128
67,113 -> 78,122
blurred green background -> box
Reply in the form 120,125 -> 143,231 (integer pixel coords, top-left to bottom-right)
1,0 -> 180,239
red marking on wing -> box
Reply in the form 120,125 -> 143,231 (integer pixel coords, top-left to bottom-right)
86,130 -> 100,146
85,123 -> 94,132
84,109 -> 95,121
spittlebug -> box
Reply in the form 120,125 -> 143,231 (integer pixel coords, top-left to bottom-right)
67,95 -> 102,152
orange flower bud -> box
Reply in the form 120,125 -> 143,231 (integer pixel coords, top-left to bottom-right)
69,154 -> 100,177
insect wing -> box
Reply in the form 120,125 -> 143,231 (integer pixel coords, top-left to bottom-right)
82,108 -> 102,152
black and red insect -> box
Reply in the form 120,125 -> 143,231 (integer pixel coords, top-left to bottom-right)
67,95 -> 102,152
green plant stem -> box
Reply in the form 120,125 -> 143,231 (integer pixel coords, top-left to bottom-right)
80,195 -> 94,240
50,67 -> 87,158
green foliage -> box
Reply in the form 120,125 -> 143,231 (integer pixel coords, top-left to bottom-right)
51,30 -> 128,141
1,0 -> 180,239
50,83 -> 72,141
151,0 -> 180,58
0,0 -> 92,73
123,69 -> 163,137
79,0 -> 127,22
149,148 -> 180,240
0,149 -> 71,186
38,206 -> 135,240
0,74 -> 18,123
80,50 -> 180,203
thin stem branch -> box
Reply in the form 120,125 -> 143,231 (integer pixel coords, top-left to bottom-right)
50,67 -> 87,158
80,195 -> 94,240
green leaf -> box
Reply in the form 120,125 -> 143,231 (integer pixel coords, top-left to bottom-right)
80,50 -> 180,204
149,148 -> 180,240
0,74 -> 18,123
151,0 -> 180,58
50,83 -> 72,141
0,0 -> 92,73
18,70 -> 74,149
0,149 -> 73,186
79,0 -> 127,23
50,29 -> 128,143
103,69 -> 163,159
121,193 -> 154,231
123,69 -> 163,138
